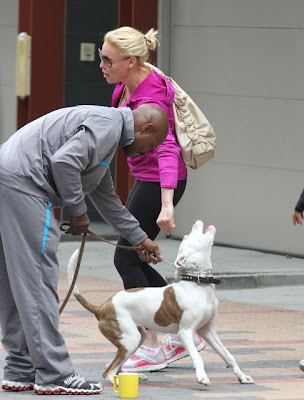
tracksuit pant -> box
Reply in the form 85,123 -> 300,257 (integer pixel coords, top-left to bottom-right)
0,183 -> 74,384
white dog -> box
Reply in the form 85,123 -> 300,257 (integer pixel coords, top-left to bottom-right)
67,220 -> 254,386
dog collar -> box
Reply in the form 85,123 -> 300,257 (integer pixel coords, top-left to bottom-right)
180,274 -> 221,285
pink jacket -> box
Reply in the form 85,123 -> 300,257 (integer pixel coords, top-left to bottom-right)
112,70 -> 187,188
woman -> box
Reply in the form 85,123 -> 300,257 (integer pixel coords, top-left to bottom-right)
99,26 -> 204,372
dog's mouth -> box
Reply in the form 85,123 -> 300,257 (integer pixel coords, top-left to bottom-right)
205,225 -> 215,233
176,259 -> 184,268
193,220 -> 214,235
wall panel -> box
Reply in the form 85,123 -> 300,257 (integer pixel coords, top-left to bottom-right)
171,27 -> 304,100
173,0 -> 304,28
170,0 -> 304,254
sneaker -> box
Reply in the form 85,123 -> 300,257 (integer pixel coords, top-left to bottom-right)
300,359 -> 304,372
2,379 -> 34,391
162,332 -> 205,363
33,373 -> 103,395
121,346 -> 168,372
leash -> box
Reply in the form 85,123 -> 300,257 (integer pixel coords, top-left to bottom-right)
59,223 -> 146,251
59,230 -> 87,314
59,223 -> 145,314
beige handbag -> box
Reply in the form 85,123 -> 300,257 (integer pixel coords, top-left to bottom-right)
146,63 -> 216,169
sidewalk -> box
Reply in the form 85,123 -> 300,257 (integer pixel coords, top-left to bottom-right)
0,223 -> 303,399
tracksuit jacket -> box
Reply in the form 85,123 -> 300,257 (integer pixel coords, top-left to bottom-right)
0,105 -> 147,245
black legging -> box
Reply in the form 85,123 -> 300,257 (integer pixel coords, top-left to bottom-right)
114,179 -> 187,289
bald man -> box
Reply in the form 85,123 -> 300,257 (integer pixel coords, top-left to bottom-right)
0,104 -> 168,394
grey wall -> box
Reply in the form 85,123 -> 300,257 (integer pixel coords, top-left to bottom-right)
0,0 -> 18,143
168,0 -> 304,255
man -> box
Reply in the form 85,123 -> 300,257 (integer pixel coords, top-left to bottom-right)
292,188 -> 304,373
0,104 -> 168,395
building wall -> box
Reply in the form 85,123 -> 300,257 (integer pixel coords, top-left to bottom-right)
0,0 -> 18,143
169,0 -> 304,255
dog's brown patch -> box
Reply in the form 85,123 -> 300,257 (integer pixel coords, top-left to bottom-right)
126,287 -> 145,293
154,287 -> 183,326
98,299 -> 128,378
98,299 -> 123,347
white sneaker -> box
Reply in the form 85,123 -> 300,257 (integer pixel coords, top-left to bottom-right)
300,359 -> 304,372
162,332 -> 205,363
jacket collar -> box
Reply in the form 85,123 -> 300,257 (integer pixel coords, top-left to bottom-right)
118,107 -> 134,148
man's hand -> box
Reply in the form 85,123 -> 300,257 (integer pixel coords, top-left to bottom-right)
66,212 -> 90,235
136,238 -> 163,264
292,210 -> 303,226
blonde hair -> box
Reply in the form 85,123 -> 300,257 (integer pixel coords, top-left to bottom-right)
104,26 -> 159,65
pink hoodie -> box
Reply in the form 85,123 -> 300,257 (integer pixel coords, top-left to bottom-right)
112,70 -> 187,188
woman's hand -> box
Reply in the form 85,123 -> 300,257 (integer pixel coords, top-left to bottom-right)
157,203 -> 175,233
157,187 -> 175,233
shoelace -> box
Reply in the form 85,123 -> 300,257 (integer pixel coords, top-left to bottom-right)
162,334 -> 178,350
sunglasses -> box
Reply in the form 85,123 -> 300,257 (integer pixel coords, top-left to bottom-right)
98,49 -> 129,68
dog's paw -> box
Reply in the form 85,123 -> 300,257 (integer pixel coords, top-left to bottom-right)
104,374 -> 115,385
238,374 -> 254,384
197,375 -> 210,386
139,374 -> 148,382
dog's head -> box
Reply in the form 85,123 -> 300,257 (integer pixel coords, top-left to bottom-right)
174,220 -> 216,276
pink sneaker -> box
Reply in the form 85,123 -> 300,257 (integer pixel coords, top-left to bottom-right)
162,332 -> 205,363
121,346 -> 168,372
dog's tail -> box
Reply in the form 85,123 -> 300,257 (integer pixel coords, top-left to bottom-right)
67,249 -> 100,319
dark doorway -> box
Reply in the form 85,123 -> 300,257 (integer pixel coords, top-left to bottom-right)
64,0 -> 118,221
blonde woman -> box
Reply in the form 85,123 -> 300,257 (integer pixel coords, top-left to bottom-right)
99,26 -> 205,372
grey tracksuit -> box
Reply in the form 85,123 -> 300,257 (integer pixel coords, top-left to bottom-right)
0,105 -> 147,384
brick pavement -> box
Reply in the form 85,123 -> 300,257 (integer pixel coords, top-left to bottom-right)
0,272 -> 303,399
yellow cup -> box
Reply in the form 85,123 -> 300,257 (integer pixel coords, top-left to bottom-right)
113,373 -> 139,398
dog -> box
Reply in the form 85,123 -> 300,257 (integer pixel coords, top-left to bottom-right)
67,220 -> 254,386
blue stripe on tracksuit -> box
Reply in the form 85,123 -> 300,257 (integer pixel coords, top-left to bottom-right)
40,200 -> 52,255
98,160 -> 111,166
